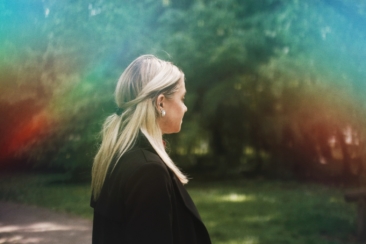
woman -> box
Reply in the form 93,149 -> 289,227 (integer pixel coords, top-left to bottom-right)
91,55 -> 211,244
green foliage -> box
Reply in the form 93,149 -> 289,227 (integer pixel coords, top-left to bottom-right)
2,0 -> 366,182
160,0 -> 366,180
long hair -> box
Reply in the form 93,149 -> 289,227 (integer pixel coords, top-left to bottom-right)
91,55 -> 188,200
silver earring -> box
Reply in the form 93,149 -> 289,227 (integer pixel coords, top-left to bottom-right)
161,109 -> 166,117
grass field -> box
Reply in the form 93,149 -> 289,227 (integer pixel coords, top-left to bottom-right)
0,172 -> 358,244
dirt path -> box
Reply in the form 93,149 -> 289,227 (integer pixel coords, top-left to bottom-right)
0,201 -> 92,244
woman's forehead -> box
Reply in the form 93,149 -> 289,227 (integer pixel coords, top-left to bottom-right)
178,79 -> 186,93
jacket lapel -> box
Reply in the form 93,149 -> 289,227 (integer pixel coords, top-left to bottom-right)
138,135 -> 204,222
170,173 -> 203,221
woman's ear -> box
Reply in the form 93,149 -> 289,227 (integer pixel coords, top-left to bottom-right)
156,94 -> 165,109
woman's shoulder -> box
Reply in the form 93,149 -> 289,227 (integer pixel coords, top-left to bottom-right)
112,147 -> 167,179
120,147 -> 163,166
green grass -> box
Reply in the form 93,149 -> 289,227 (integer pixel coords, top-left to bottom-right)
188,179 -> 357,244
0,173 -> 358,244
0,172 -> 93,218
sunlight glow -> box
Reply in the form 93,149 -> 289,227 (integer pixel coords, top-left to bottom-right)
244,215 -> 276,223
45,8 -> 49,17
329,197 -> 342,203
220,193 -> 255,202
0,235 -> 43,244
0,222 -> 89,233
225,236 -> 259,244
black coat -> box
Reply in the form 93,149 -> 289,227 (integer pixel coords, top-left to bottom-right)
91,137 -> 211,244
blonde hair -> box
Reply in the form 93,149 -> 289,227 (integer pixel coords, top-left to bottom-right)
91,55 -> 188,200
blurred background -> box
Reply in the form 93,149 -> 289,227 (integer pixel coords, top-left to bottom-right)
1,0 -> 366,184
1,0 -> 366,242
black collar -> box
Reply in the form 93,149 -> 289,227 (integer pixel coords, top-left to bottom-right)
132,132 -> 158,154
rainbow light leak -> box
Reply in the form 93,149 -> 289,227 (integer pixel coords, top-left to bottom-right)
0,1 -> 366,170
0,1 -> 118,165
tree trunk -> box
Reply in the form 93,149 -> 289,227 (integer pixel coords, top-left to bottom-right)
336,128 -> 352,185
